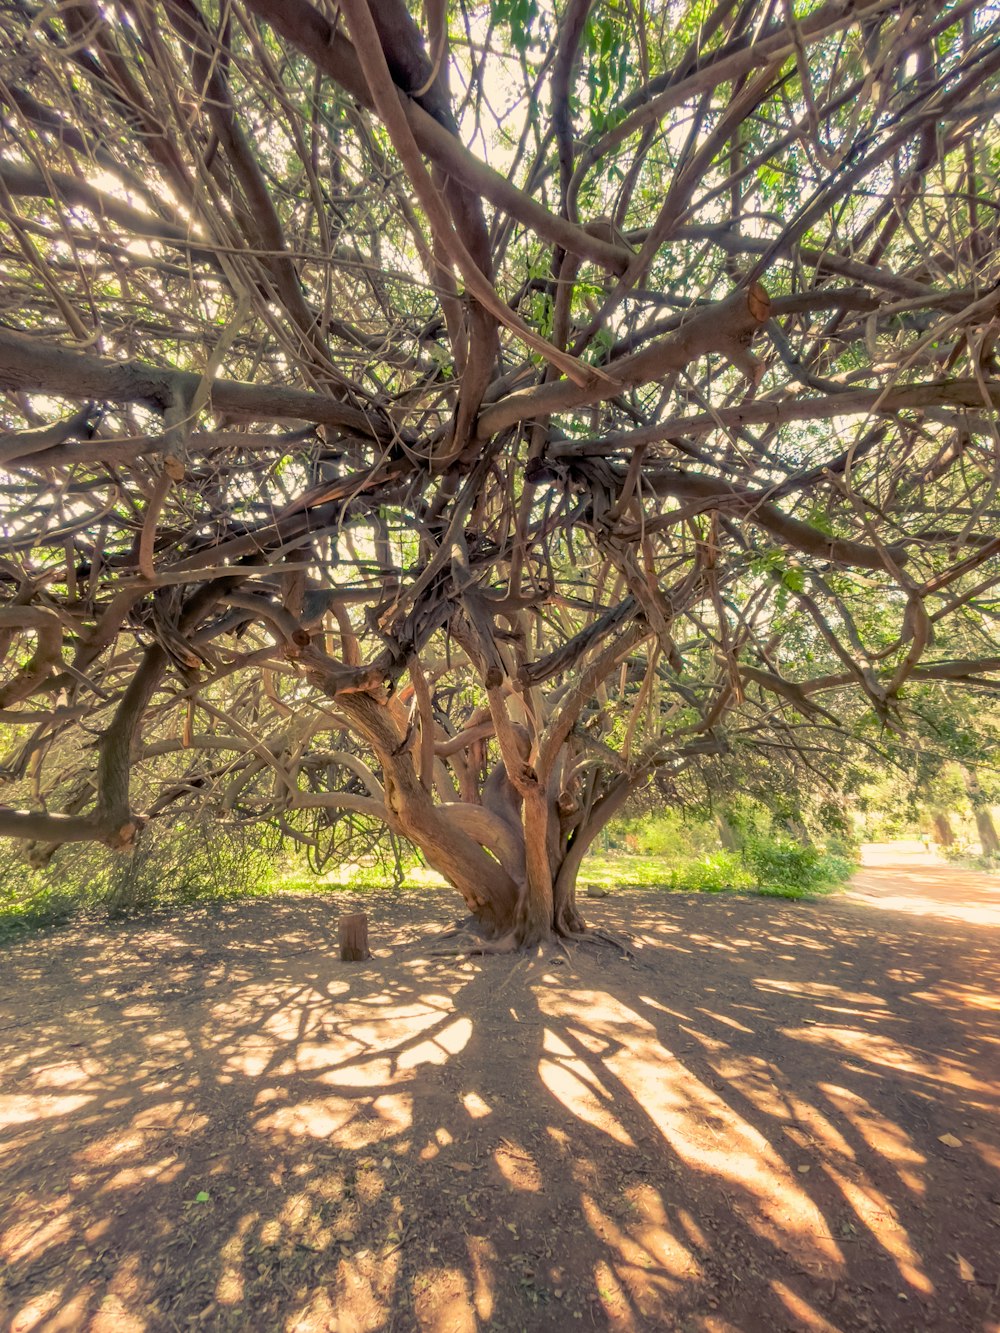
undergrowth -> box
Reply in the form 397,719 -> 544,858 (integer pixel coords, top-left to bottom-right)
1,803 -> 856,939
0,820 -> 276,940
592,804 -> 857,899
580,844 -> 852,899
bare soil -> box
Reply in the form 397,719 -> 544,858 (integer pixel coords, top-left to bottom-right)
2,846 -> 999,1332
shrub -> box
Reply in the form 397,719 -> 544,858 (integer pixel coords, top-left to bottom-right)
102,818 -> 276,917
743,836 -> 852,896
0,818 -> 277,935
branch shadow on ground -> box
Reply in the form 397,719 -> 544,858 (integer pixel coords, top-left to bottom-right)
1,872 -> 998,1332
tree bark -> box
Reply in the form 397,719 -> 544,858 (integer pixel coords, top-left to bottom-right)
339,913 -> 370,961
963,767 -> 1000,858
931,812 -> 955,847
335,693 -> 520,935
975,809 -> 1000,858
717,815 -> 739,850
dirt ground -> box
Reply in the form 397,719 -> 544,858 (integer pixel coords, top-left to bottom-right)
1,846 -> 998,1333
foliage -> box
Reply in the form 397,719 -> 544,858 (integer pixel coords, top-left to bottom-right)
609,809 -> 719,859
740,837 -> 852,897
667,851 -> 751,894
598,801 -> 855,897
584,841 -> 851,899
0,820 -> 276,937
102,819 -> 278,917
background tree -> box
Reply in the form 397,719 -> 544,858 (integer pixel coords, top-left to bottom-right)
1,0 -> 999,946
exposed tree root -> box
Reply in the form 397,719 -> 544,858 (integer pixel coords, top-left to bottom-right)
427,930 -> 520,957
560,925 -> 638,960
408,914 -> 521,957
406,912 -> 637,962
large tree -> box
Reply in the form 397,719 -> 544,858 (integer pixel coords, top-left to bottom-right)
1,0 -> 999,945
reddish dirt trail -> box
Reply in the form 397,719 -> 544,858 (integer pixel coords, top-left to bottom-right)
847,841 -> 1000,929
1,849 -> 998,1333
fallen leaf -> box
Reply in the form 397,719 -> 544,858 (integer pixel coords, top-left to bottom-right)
938,1133 -> 963,1148
955,1254 -> 975,1283
450,1162 -> 472,1173
194,1191 -> 210,1203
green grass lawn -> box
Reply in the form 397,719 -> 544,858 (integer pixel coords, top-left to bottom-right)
277,848 -> 851,901
579,853 -> 681,891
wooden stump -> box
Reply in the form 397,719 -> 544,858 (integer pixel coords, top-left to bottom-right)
338,912 -> 370,961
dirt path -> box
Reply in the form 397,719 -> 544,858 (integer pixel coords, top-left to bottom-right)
1,850 -> 998,1333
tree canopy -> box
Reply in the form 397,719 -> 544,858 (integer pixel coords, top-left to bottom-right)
1,0 -> 999,945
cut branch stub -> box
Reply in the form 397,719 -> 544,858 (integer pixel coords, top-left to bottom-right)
338,912 -> 370,962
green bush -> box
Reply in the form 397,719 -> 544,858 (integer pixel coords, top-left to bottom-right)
635,811 -> 717,858
0,865 -> 81,935
742,836 -> 852,896
0,818 -> 276,936
942,844 -> 1000,872
661,840 -> 850,898
0,843 -> 97,936
594,801 -> 857,900
102,819 -> 276,917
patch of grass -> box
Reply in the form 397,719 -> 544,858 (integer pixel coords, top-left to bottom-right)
579,843 -> 853,900
578,854 -> 678,892
277,863 -> 448,895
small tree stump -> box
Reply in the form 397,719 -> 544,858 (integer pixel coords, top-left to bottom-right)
339,912 -> 370,961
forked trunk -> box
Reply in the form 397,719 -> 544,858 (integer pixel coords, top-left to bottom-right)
410,769 -> 598,947
336,693 -> 634,948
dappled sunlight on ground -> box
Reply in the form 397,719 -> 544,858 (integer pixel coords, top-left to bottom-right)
1,863 -> 999,1331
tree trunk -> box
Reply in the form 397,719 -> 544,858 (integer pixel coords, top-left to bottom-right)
931,811 -> 955,846
337,692 -> 520,936
717,815 -> 738,849
515,786 -> 556,945
963,767 -> 1000,857
975,808 -> 1000,858
333,694 -> 641,948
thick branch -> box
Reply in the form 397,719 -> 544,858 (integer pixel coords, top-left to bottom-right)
0,326 -> 399,443
476,284 -> 770,436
